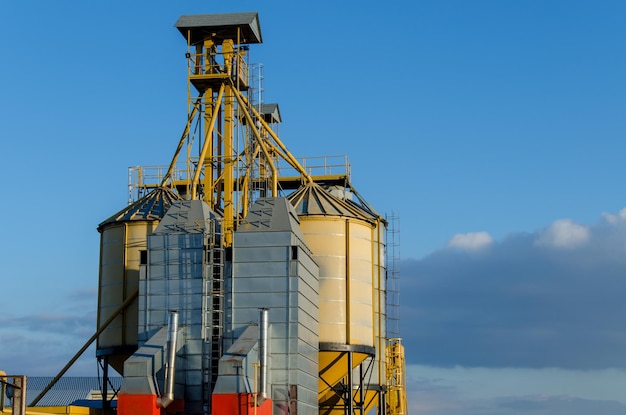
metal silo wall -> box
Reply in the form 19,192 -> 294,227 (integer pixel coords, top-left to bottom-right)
297,216 -> 375,347
370,220 -> 387,407
97,220 -> 158,374
298,214 -> 387,411
227,229 -> 320,415
141,232 -> 208,413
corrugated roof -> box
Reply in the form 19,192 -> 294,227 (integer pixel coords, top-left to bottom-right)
174,12 -> 262,45
97,187 -> 182,231
287,182 -> 378,224
153,200 -> 219,235
238,197 -> 303,234
25,377 -> 122,407
259,103 -> 281,123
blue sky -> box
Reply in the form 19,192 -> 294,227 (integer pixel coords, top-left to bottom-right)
1,1 -> 626,413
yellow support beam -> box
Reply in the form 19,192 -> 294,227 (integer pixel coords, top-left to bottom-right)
232,88 -> 312,183
191,84 -> 225,200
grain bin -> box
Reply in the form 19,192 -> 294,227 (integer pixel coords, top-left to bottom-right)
96,187 -> 181,374
288,182 -> 386,413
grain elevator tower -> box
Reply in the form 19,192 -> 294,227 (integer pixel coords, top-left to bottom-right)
91,11 -> 407,415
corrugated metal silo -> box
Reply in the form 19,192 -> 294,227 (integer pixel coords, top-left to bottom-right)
96,187 -> 181,374
288,182 -> 387,414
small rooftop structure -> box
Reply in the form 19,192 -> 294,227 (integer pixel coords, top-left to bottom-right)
259,103 -> 281,124
174,12 -> 262,45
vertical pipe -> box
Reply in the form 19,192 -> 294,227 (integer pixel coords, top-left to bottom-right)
102,357 -> 110,413
347,352 -> 354,415
158,310 -> 179,408
0,370 -> 6,410
359,363 -> 365,415
14,376 -> 26,415
259,308 -> 269,402
345,220 -> 351,343
222,40 -> 235,246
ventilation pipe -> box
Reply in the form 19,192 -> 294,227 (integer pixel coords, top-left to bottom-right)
259,308 -> 269,403
157,310 -> 179,408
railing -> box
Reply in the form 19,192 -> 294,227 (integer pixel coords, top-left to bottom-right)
128,165 -> 187,204
128,155 -> 351,203
187,51 -> 249,86
277,155 -> 351,180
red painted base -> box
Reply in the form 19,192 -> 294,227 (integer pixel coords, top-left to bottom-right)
212,393 -> 273,415
118,393 -> 161,415
118,394 -> 185,415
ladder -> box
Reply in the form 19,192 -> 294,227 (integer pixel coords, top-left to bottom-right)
202,228 -> 224,413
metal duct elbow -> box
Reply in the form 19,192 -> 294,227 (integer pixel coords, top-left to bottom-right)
157,311 -> 179,408
259,308 -> 269,402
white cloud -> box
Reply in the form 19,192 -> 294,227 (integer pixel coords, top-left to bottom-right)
447,231 -> 493,250
400,207 -> 626,371
602,207 -> 626,224
534,219 -> 589,248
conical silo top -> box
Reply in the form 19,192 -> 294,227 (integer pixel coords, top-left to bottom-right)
287,182 -> 378,224
97,187 -> 182,231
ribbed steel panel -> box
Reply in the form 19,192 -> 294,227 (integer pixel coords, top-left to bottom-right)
228,198 -> 319,415
288,183 -> 387,413
97,188 -> 181,374
138,200 -> 222,412
26,377 -> 122,407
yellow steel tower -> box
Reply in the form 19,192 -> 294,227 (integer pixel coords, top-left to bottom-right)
159,13 -> 312,247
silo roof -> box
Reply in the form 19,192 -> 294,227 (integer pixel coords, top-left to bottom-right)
239,197 -> 303,234
153,200 -> 219,234
97,187 -> 182,231
287,182 -> 378,224
174,12 -> 262,45
26,376 -> 122,407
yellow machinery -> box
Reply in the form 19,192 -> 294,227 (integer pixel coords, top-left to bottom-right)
386,340 -> 408,415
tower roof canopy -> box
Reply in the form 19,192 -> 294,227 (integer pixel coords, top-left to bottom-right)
174,12 -> 262,45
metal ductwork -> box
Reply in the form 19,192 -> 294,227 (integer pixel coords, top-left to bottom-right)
157,311 -> 179,408
259,307 -> 269,403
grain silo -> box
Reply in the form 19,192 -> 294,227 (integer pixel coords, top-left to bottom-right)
23,11 -> 408,415
96,187 -> 181,374
289,182 -> 388,414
